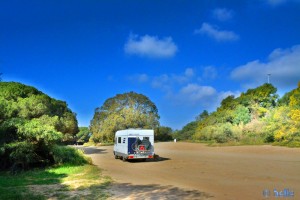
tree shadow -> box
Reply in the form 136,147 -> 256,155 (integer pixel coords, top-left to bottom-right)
74,146 -> 108,155
108,183 -> 213,200
0,169 -> 68,199
2,165 -> 113,199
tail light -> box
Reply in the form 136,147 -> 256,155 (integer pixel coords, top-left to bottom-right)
139,145 -> 145,151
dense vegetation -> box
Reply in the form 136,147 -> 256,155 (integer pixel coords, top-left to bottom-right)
176,83 -> 300,147
90,91 -> 160,143
0,82 -> 84,170
154,126 -> 173,142
76,127 -> 91,144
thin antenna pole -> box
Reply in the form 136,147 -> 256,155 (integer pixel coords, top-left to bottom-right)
267,74 -> 271,84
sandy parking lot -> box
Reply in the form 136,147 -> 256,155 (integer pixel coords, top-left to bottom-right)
80,142 -> 300,200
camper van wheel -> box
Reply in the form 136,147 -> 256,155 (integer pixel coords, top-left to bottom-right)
122,157 -> 127,162
113,151 -> 118,159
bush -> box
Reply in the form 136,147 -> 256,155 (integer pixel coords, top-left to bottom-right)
214,123 -> 234,143
51,145 -> 91,165
4,141 -> 40,171
214,132 -> 229,143
193,123 -> 235,143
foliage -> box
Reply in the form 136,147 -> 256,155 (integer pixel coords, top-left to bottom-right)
196,110 -> 209,121
232,105 -> 251,125
182,83 -> 300,147
155,126 -> 173,141
90,91 -> 160,143
76,127 -> 91,144
0,82 -> 79,170
173,121 -> 198,141
51,145 -> 92,165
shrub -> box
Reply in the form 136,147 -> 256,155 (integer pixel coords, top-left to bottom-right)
233,105 -> 251,125
214,123 -> 234,143
51,145 -> 91,166
214,132 -> 229,143
4,141 -> 39,171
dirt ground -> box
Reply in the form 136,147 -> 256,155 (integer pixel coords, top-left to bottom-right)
80,142 -> 300,200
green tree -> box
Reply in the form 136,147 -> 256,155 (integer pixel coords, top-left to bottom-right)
233,105 -> 251,125
0,82 -> 79,170
155,126 -> 173,141
239,83 -> 278,108
173,121 -> 198,141
76,127 -> 91,144
196,110 -> 209,121
90,92 -> 160,143
218,95 -> 237,111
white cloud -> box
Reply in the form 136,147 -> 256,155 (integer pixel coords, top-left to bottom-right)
168,84 -> 240,110
148,68 -> 236,109
126,68 -> 241,113
194,23 -> 239,42
176,84 -> 217,106
212,8 -> 233,21
124,34 -> 178,58
231,44 -> 300,90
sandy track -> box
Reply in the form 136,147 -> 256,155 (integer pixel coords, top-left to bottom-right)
79,142 -> 300,200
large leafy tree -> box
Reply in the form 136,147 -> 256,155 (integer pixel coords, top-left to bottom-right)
90,92 -> 160,143
0,82 -> 78,170
155,126 -> 173,141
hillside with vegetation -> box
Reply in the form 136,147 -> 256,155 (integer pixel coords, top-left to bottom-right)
174,82 -> 300,147
0,82 -> 86,171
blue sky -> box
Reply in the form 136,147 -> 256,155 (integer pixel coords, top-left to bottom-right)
1,0 -> 300,130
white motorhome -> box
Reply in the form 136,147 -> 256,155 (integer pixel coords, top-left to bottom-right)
113,129 -> 154,161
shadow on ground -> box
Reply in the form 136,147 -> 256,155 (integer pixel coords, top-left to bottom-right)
108,183 -> 213,200
74,146 -> 108,155
153,156 -> 171,162
126,156 -> 171,163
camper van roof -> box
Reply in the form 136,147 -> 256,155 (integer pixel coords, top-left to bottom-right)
115,129 -> 154,136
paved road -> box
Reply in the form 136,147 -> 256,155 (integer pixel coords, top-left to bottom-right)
78,142 -> 300,200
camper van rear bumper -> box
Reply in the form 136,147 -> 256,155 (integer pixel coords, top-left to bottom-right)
127,154 -> 154,159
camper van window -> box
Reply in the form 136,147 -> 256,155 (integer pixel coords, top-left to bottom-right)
118,137 -> 121,144
143,137 -> 149,141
